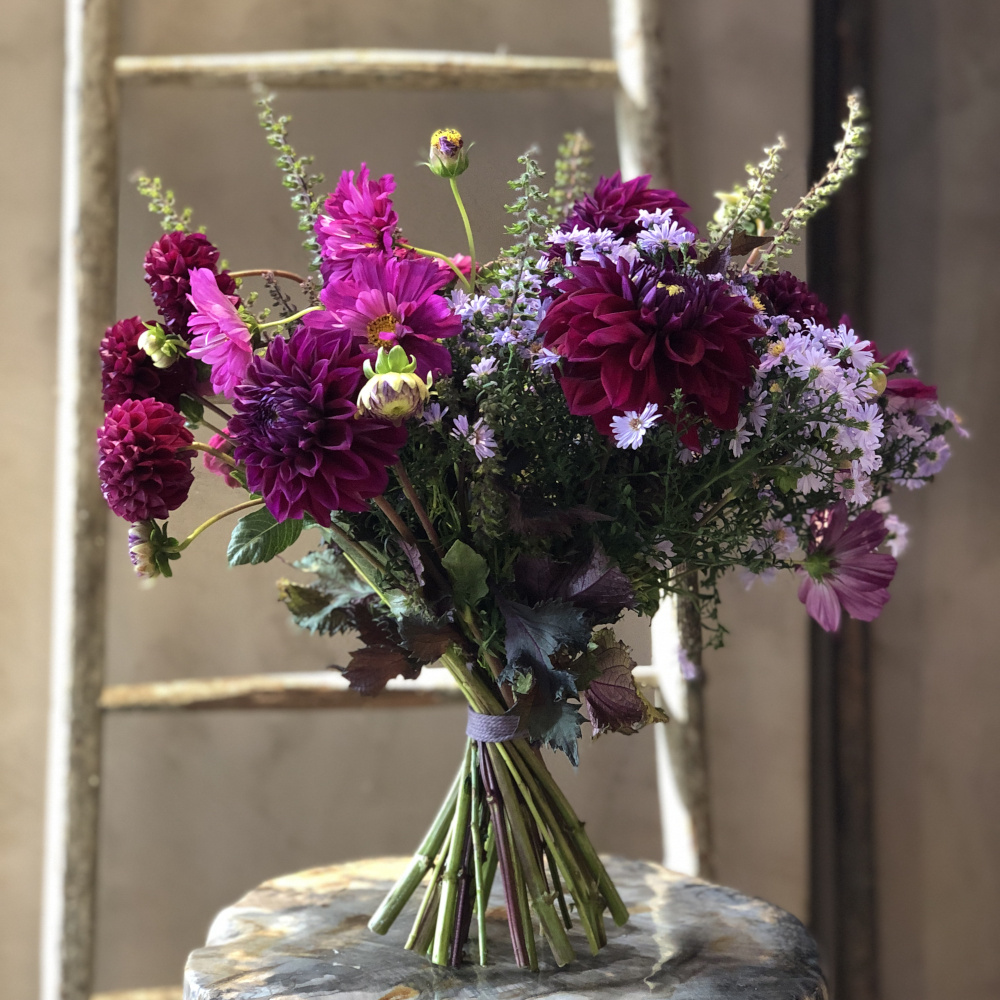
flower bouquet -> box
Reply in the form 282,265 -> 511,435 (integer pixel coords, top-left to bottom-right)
98,95 -> 961,969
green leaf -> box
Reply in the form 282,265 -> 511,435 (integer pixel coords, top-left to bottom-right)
441,540 -> 489,607
276,580 -> 353,636
526,700 -> 585,766
227,508 -> 302,566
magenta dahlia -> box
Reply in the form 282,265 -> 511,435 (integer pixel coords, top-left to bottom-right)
559,172 -> 696,243
796,502 -> 897,632
319,254 -> 461,379
97,398 -> 195,521
100,316 -> 197,412
143,231 -> 237,335
754,271 -> 830,325
186,268 -> 253,396
315,164 -> 400,284
229,324 -> 407,525
539,259 -> 759,439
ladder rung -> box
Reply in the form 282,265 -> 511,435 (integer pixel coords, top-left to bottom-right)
100,665 -> 662,712
114,48 -> 619,90
91,989 -> 182,1000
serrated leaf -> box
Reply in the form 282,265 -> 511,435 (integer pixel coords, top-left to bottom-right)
276,580 -> 354,636
398,615 -> 461,665
442,540 -> 489,608
341,645 -> 420,696
227,508 -> 302,566
295,546 -> 373,603
526,700 -> 584,766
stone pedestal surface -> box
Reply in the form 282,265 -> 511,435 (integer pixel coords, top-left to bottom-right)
184,856 -> 827,999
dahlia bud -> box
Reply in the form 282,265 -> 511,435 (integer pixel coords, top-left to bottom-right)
428,128 -> 470,178
868,365 -> 888,396
138,322 -> 187,369
357,345 -> 431,424
127,520 -> 180,579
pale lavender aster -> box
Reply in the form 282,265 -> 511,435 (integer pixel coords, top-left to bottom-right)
678,648 -> 702,682
421,402 -> 449,426
831,326 -> 875,370
916,435 -> 951,477
186,267 -> 252,396
636,218 -> 696,253
739,567 -> 778,590
728,415 -> 752,457
467,356 -> 499,383
636,208 -> 675,227
883,514 -> 910,557
611,403 -> 661,450
531,347 -> 561,370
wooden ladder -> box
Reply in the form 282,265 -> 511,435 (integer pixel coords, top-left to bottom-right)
42,3 -> 698,998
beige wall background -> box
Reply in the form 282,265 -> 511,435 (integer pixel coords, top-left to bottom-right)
1,2 -> 994,999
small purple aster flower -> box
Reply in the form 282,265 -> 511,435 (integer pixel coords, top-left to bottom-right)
315,164 -> 399,284
97,398 -> 195,521
229,324 -> 407,525
796,502 -> 897,632
467,356 -> 499,383
143,232 -> 237,335
451,415 -> 497,461
611,403 -> 661,449
186,268 -> 253,396
100,316 -> 197,412
320,254 -> 461,380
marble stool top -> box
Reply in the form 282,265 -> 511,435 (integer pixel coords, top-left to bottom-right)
184,856 -> 827,999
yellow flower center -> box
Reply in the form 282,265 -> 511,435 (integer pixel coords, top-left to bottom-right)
431,128 -> 463,151
751,294 -> 765,310
365,313 -> 397,346
767,340 -> 785,357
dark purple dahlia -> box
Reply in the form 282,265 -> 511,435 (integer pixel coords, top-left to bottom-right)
99,316 -> 197,412
97,398 -> 195,521
540,259 -> 759,440
143,231 -> 237,335
754,271 -> 830,326
229,324 -> 408,525
315,164 -> 400,285
559,171 -> 696,243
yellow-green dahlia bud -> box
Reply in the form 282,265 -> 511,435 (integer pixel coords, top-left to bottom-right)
138,322 -> 187,369
428,128 -> 470,178
868,365 -> 888,396
128,520 -> 180,579
357,345 -> 431,424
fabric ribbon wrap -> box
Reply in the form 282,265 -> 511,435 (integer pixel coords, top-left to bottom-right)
465,705 -> 527,743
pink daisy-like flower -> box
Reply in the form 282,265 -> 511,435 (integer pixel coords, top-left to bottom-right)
315,164 -> 399,284
320,255 -> 461,379
186,268 -> 253,396
201,432 -> 239,489
97,398 -> 195,521
796,502 -> 897,632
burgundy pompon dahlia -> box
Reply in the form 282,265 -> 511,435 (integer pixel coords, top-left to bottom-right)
143,231 -> 237,334
229,324 -> 408,525
97,398 -> 195,521
100,316 -> 197,412
540,259 -> 760,440
796,502 -> 897,632
754,271 -> 830,326
315,163 -> 400,284
559,171 -> 696,243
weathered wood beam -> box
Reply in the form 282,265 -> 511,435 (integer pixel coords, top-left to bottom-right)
41,2 -> 120,999
115,49 -> 618,90
91,988 -> 182,1000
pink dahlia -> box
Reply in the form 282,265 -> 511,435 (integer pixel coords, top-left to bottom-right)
100,316 -> 197,412
315,164 -> 399,284
97,398 -> 195,521
202,433 -> 239,489
186,268 -> 253,396
539,259 -> 759,439
143,231 -> 237,335
319,254 -> 461,379
229,324 -> 407,525
559,172 -> 696,243
796,502 -> 897,632
755,271 -> 830,325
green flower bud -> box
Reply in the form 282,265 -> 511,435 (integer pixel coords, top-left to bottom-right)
357,346 -> 431,424
868,365 -> 888,396
427,128 -> 470,178
128,520 -> 180,579
138,322 -> 187,369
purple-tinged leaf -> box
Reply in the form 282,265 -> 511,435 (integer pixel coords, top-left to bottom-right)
398,615 -> 462,664
507,493 -> 613,538
341,645 -> 421,696
498,598 -> 590,676
526,700 -> 584,766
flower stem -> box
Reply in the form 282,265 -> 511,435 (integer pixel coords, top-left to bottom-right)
372,495 -> 420,550
393,461 -> 444,557
449,177 -> 477,291
177,498 -> 263,550
228,268 -> 307,283
189,441 -> 237,468
257,305 -> 322,329
407,245 -> 471,291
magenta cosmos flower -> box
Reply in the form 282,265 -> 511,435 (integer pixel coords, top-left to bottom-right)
186,268 -> 253,396
319,254 -> 461,379
97,398 -> 195,521
559,171 -> 696,243
540,259 -> 759,440
796,502 -> 897,632
100,315 -> 197,412
315,164 -> 400,284
143,231 -> 237,335
229,323 -> 407,525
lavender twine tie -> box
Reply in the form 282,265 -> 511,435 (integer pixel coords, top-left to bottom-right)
465,706 -> 527,743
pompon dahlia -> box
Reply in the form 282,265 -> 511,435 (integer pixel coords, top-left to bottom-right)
796,502 -> 897,632
755,271 -> 830,326
229,324 -> 407,525
100,316 -> 197,412
143,231 -> 237,335
559,171 -> 696,244
97,398 -> 195,521
540,259 -> 759,440
315,163 -> 400,284
319,254 -> 461,379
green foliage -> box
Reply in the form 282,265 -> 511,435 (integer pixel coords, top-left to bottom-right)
442,540 -> 489,608
548,130 -> 593,221
503,149 -> 550,258
707,137 -> 785,243
256,95 -> 325,268
134,175 -> 194,232
227,507 -> 303,565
